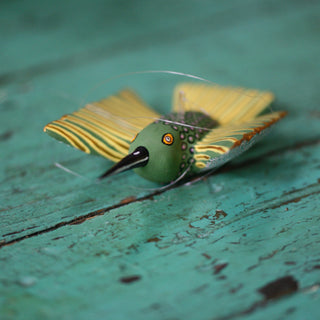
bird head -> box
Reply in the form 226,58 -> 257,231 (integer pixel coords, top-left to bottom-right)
99,122 -> 184,183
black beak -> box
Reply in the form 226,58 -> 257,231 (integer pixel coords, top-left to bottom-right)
99,146 -> 149,180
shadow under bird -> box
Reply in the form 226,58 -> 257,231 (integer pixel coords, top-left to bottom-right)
44,83 -> 287,184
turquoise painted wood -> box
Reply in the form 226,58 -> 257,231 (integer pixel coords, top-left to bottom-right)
1,0 -> 320,319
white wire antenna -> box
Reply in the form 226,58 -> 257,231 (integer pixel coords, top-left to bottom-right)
54,162 -> 92,181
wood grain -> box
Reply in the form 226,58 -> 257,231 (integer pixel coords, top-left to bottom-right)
1,0 -> 319,319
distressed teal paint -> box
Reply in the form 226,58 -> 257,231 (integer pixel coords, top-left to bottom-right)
1,0 -> 320,319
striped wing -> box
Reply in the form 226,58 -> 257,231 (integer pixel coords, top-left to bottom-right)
193,111 -> 287,171
173,83 -> 274,125
44,89 -> 160,162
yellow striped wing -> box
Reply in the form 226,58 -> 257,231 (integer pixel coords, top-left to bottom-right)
193,111 -> 287,171
44,89 -> 160,162
173,83 -> 275,125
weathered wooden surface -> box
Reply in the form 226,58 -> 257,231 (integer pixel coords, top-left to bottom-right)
1,0 -> 319,319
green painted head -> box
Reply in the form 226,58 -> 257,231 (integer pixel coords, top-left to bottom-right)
99,120 -> 188,184
129,122 -> 183,183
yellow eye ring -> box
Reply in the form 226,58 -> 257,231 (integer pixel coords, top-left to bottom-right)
162,133 -> 174,145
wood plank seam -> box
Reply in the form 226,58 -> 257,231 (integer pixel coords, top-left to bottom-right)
1,138 -> 319,246
1,179 -> 319,249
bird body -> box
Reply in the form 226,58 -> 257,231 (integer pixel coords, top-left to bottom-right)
129,111 -> 218,183
44,83 -> 286,184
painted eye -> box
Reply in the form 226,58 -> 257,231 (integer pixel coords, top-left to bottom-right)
131,133 -> 138,143
162,133 -> 174,145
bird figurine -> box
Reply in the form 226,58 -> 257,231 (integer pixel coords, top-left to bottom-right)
44,82 -> 286,184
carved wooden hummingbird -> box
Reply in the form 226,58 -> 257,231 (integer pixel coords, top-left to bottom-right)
44,83 -> 286,184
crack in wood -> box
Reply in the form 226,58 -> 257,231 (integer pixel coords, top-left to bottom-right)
214,182 -> 320,234
2,225 -> 39,237
0,189 -> 164,249
1,138 -> 319,248
2,181 -> 318,249
247,241 -> 298,271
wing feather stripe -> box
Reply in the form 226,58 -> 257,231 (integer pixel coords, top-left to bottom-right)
83,105 -> 142,133
194,154 -> 211,160
65,115 -> 130,152
173,84 -> 275,124
216,90 -> 251,123
197,112 -> 284,144
232,92 -> 274,123
193,111 -> 287,170
195,145 -> 229,153
44,89 -> 160,162
52,120 -> 126,160
89,101 -> 156,129
209,89 -> 242,120
74,109 -> 135,139
45,124 -> 90,153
